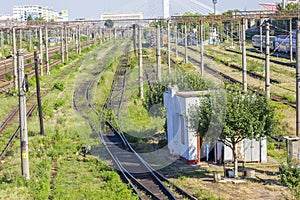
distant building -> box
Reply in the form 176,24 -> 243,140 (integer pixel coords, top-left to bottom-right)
13,5 -> 68,22
100,12 -> 143,21
100,12 -> 143,27
0,14 -> 13,20
57,10 -> 69,21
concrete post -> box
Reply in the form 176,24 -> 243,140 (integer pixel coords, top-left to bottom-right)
290,19 -> 293,62
156,25 -> 161,82
87,27 -> 90,48
65,26 -> 68,61
184,22 -> 188,63
200,20 -> 204,75
29,29 -> 32,51
0,31 -> 3,50
45,26 -> 49,75
167,21 -> 171,74
12,27 -> 18,89
61,27 -> 64,63
138,26 -> 143,99
174,23 -> 178,58
296,22 -> 300,136
260,19 -> 263,52
19,29 -> 22,49
39,27 -> 43,76
133,24 -> 137,55
265,22 -> 270,99
242,19 -> 247,92
17,50 -> 30,180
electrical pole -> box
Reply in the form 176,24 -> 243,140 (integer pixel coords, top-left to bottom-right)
242,18 -> 247,92
29,29 -> 32,51
296,21 -> 300,137
200,20 -> 204,76
184,22 -> 188,63
174,23 -> 178,58
34,51 -> 45,136
133,24 -> 137,55
290,19 -> 293,62
212,0 -> 217,16
167,20 -> 171,74
39,27 -> 43,76
19,29 -> 22,50
0,31 -> 3,50
65,26 -> 69,61
265,22 -> 271,99
138,25 -> 143,99
156,24 -> 161,82
12,27 -> 18,89
18,50 -> 30,180
61,27 -> 64,63
260,19 -> 263,52
45,26 -> 49,75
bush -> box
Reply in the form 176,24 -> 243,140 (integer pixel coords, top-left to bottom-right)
53,82 -> 65,91
280,164 -> 300,199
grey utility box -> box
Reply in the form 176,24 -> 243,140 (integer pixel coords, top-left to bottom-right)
285,137 -> 300,164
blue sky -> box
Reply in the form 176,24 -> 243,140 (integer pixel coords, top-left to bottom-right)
0,0 -> 279,20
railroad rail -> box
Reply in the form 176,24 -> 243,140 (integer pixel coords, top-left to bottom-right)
72,39 -> 196,199
176,49 -> 296,109
226,48 -> 296,68
187,46 -> 281,84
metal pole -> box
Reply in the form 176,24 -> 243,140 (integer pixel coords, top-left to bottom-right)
260,19 -> 263,52
156,24 -> 161,82
138,26 -> 143,99
265,22 -> 271,99
184,22 -> 188,63
242,19 -> 247,92
45,26 -> 49,75
167,21 -> 171,74
290,19 -> 293,62
34,51 -> 45,136
18,50 -> 30,180
200,20 -> 204,75
296,21 -> 300,137
39,27 -> 43,76
13,27 -> 18,89
114,28 -> 117,42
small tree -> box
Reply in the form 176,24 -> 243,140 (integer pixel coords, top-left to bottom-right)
280,164 -> 300,199
104,19 -> 114,28
190,90 -> 277,177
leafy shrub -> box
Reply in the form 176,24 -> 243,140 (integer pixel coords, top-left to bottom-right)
280,164 -> 300,199
53,82 -> 65,91
54,98 -> 65,110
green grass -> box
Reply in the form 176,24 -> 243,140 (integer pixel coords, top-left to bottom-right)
0,40 -> 138,199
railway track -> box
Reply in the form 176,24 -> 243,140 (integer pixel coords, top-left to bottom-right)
0,41 -> 91,95
176,48 -> 296,109
226,48 -> 296,68
73,40 -> 196,199
188,46 -> 281,84
0,40 -> 100,161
